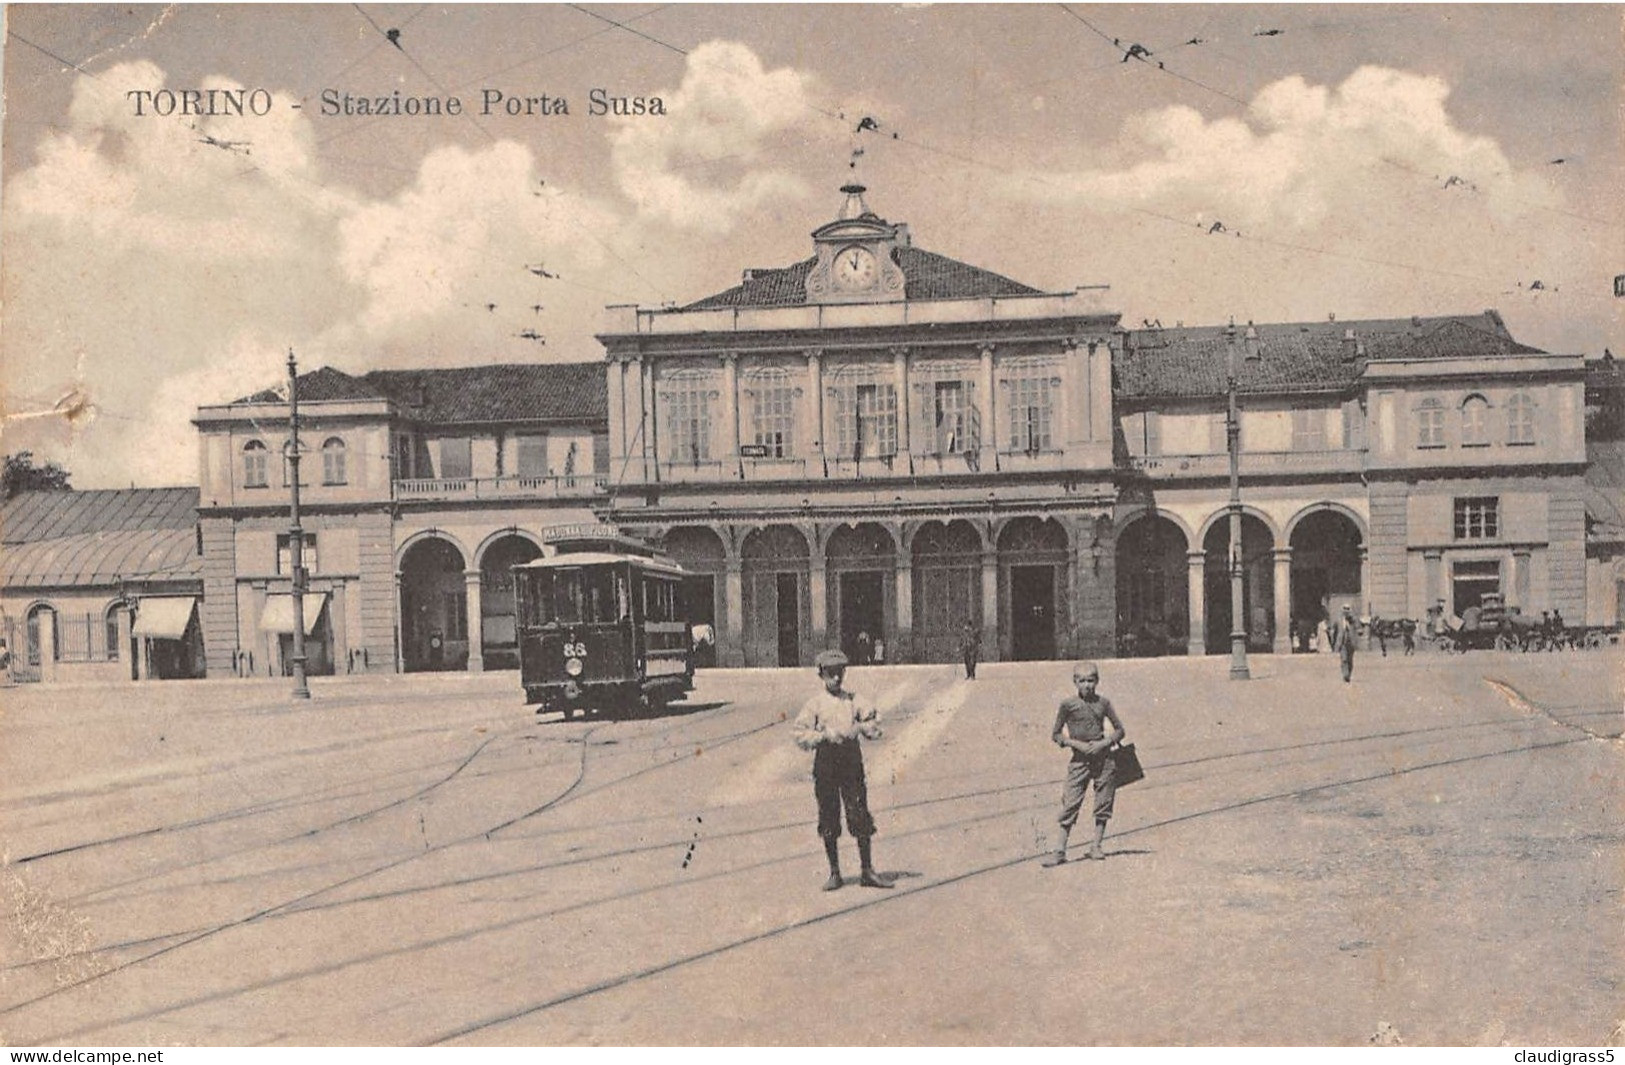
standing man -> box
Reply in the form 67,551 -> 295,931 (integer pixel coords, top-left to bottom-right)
960,617 -> 980,680
792,650 -> 893,891
1041,662 -> 1127,866
1330,603 -> 1360,683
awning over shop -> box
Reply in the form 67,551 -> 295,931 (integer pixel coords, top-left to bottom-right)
259,593 -> 327,635
132,597 -> 198,640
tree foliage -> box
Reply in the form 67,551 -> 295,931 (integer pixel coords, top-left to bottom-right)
2,451 -> 73,500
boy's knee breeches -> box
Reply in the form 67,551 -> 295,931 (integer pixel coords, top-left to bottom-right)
1057,753 -> 1116,829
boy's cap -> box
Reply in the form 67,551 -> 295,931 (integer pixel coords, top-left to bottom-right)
814,650 -> 849,671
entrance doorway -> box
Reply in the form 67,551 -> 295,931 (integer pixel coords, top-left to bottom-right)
840,571 -> 885,663
775,572 -> 800,666
1010,565 -> 1056,660
1452,560 -> 1501,617
680,574 -> 717,667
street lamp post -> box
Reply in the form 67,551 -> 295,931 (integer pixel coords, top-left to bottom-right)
1226,323 -> 1251,681
287,349 -> 311,700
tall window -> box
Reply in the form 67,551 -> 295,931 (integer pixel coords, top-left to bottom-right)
242,440 -> 269,488
395,434 -> 414,479
438,438 -> 472,479
1453,497 -> 1499,540
1417,398 -> 1446,448
1007,376 -> 1054,452
1507,392 -> 1536,444
834,383 -> 897,459
751,384 -> 796,458
277,533 -> 319,575
516,434 -> 548,478
1461,395 -> 1490,446
667,386 -> 713,464
1341,399 -> 1365,449
321,437 -> 347,485
1291,408 -> 1326,451
933,380 -> 979,454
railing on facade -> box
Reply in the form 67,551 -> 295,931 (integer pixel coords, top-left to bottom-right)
1126,449 -> 1366,477
393,474 -> 608,500
647,448 -> 1081,482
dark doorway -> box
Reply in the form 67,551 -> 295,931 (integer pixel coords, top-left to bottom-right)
1452,560 -> 1501,617
680,574 -> 717,667
1011,565 -> 1057,660
776,572 -> 800,666
840,571 -> 885,663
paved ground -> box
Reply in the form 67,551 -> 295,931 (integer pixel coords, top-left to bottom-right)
0,649 -> 1619,1046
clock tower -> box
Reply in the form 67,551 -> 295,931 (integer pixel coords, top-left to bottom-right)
804,185 -> 908,304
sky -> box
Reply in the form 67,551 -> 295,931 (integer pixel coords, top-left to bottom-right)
2,3 -> 1621,489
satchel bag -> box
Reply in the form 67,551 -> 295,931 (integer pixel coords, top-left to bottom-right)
1111,742 -> 1145,787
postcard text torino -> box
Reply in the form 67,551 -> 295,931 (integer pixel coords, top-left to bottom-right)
127,88 -> 273,116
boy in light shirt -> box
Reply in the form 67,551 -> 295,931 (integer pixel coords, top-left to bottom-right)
793,650 -> 894,891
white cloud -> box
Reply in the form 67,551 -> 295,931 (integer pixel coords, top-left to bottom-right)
999,65 -> 1614,346
2,61 -> 633,488
607,40 -> 821,230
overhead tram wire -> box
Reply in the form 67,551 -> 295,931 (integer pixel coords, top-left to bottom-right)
565,3 -> 686,57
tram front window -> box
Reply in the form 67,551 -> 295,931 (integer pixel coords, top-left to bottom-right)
535,567 -> 629,624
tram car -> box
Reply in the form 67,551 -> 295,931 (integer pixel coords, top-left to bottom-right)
513,527 -> 695,718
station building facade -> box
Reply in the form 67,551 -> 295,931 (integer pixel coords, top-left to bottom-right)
177,188 -> 1607,679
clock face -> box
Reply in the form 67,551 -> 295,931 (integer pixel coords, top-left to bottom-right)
832,245 -> 878,290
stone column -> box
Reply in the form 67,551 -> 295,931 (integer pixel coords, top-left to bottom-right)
1273,547 -> 1293,654
892,346 -> 911,456
981,547 -> 999,662
808,543 -> 828,655
117,606 -> 134,681
979,344 -> 997,469
893,528 -> 913,663
607,354 -> 626,472
723,558 -> 745,668
721,351 -> 740,473
641,356 -> 660,481
1423,550 -> 1443,617
1359,546 -> 1371,615
1187,549 -> 1207,656
393,570 -> 406,674
1510,549 -> 1532,611
806,349 -> 824,468
1090,340 -> 1113,445
464,570 -> 483,672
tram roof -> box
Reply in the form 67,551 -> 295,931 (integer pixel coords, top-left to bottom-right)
515,552 -> 686,576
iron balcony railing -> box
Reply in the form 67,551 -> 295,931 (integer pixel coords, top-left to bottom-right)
1125,449 -> 1366,477
394,474 -> 608,500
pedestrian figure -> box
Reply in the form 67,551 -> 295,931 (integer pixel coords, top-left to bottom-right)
792,650 -> 893,891
1041,662 -> 1126,866
1330,604 -> 1359,683
855,630 -> 872,665
1401,619 -> 1415,656
1371,613 -> 1388,657
960,618 -> 979,680
1315,615 -> 1331,653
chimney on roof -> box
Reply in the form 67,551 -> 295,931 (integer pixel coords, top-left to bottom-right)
1328,312 -> 1336,322
1342,327 -> 1360,362
1243,321 -> 1261,361
1411,315 -> 1422,329
742,269 -> 756,283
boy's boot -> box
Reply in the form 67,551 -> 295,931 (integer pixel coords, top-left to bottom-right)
1040,826 -> 1069,867
1087,820 -> 1107,860
856,836 -> 893,888
822,837 -> 843,891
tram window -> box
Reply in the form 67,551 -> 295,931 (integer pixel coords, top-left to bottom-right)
644,579 -> 676,622
539,567 -> 628,624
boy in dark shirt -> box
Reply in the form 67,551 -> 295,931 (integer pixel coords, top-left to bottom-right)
1041,662 -> 1126,866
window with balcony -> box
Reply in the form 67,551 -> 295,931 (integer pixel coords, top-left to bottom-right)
1461,395 -> 1490,447
438,438 -> 472,480
1453,497 -> 1499,540
1291,409 -> 1326,451
242,440 -> 269,488
1007,376 -> 1054,452
321,437 -> 347,485
751,384 -> 796,458
516,434 -> 548,478
666,386 -> 713,464
1417,398 -> 1446,448
834,383 -> 897,459
276,533 -> 318,575
933,381 -> 969,454
1507,392 -> 1536,445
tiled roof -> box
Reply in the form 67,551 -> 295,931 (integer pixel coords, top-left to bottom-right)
683,245 -> 1042,310
237,363 -> 607,424
1,488 -> 198,545
1117,312 -> 1546,400
0,528 -> 201,588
